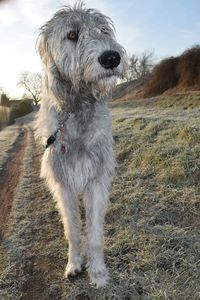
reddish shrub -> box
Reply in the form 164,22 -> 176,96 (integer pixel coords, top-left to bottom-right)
143,45 -> 200,97
177,45 -> 200,88
143,57 -> 179,97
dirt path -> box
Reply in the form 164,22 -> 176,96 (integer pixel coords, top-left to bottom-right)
0,126 -> 27,237
0,126 -> 67,300
19,134 -> 65,300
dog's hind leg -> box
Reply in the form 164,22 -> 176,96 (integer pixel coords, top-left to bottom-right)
54,185 -> 83,277
84,181 -> 110,288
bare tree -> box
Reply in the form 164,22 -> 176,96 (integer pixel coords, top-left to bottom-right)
0,93 -> 10,107
127,54 -> 140,81
18,72 -> 42,105
0,87 -> 6,95
127,50 -> 154,81
139,50 -> 154,78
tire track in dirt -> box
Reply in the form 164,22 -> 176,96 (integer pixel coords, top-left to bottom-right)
0,124 -> 66,300
0,126 -> 27,237
19,134 -> 64,300
0,127 -> 66,300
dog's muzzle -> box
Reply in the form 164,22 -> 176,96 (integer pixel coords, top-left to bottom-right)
98,50 -> 121,70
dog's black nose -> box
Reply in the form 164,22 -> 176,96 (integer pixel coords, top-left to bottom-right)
98,50 -> 121,69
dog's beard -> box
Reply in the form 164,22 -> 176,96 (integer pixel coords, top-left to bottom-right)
57,58 -> 121,97
95,75 -> 117,96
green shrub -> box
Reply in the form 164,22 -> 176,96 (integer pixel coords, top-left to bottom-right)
11,99 -> 33,119
0,106 -> 12,130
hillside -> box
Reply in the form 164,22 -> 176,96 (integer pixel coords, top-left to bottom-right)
113,45 -> 200,102
112,77 -> 148,101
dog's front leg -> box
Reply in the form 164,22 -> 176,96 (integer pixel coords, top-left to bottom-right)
84,182 -> 110,288
54,186 -> 83,277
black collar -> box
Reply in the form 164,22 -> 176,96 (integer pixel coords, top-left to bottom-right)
46,134 -> 57,148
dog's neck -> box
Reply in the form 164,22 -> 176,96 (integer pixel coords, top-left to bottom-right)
45,70 -> 107,113
45,66 -> 108,113
56,92 -> 101,114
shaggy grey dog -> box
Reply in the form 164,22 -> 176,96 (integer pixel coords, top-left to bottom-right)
35,3 -> 127,287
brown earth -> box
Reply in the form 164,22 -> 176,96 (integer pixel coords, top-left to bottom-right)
0,126 -> 27,237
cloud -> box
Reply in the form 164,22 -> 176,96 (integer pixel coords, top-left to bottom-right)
178,29 -> 198,40
0,4 -> 19,27
17,0 -> 56,26
0,0 -> 57,29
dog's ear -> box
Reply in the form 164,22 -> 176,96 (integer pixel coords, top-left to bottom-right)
37,31 -> 72,103
50,64 -> 72,103
37,34 -> 45,59
37,33 -> 53,67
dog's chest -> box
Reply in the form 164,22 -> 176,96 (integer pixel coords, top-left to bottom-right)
40,116 -> 115,194
43,102 -> 114,191
55,102 -> 111,154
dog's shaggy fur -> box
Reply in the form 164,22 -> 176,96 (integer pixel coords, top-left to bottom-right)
35,3 -> 127,287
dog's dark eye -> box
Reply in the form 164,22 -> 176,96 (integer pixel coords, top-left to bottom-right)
67,31 -> 78,41
101,28 -> 108,34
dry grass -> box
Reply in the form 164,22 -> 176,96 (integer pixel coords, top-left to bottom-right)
1,98 -> 200,299
0,125 -> 20,171
111,90 -> 200,111
110,99 -> 200,298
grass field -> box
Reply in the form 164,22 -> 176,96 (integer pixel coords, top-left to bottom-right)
1,95 -> 200,299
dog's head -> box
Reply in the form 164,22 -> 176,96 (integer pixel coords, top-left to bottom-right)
37,3 -> 127,98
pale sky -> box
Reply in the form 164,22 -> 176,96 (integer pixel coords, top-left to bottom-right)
0,0 -> 200,98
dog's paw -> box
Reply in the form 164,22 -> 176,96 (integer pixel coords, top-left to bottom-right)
64,262 -> 83,278
88,266 -> 110,288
